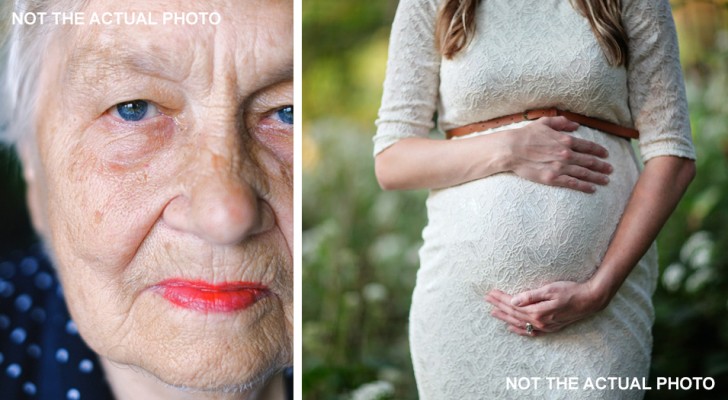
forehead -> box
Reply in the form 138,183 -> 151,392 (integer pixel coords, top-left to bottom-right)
63,0 -> 292,91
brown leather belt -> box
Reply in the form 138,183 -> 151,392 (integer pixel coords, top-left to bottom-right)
445,108 -> 639,140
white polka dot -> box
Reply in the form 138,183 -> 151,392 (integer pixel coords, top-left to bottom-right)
10,327 -> 27,344
0,314 -> 10,329
0,261 -> 15,279
56,348 -> 69,363
27,344 -> 42,358
20,257 -> 39,276
15,293 -> 33,312
0,281 -> 14,298
30,308 -> 46,323
79,359 -> 94,373
6,363 -> 22,378
34,272 -> 53,290
23,381 -> 37,395
67,388 -> 81,400
66,320 -> 79,335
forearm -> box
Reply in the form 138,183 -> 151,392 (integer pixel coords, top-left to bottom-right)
589,156 -> 696,305
374,134 -> 510,190
375,117 -> 611,192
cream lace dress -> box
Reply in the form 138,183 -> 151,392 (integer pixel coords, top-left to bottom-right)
374,0 -> 696,399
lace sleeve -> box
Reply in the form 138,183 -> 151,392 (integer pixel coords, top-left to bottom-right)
624,0 -> 696,162
373,0 -> 441,156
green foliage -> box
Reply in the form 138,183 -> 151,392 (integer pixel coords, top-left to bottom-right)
303,1 -> 395,126
647,39 -> 728,399
303,121 -> 426,399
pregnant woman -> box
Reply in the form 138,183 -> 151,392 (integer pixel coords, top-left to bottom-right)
374,0 -> 695,398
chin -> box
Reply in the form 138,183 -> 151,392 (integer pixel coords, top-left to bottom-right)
152,356 -> 282,394
151,331 -> 290,392
85,293 -> 292,394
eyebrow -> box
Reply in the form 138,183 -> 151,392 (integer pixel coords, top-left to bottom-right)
64,45 -> 189,89
63,42 -> 293,97
261,64 -> 293,86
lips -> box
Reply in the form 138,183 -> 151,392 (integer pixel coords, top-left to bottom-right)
154,279 -> 270,313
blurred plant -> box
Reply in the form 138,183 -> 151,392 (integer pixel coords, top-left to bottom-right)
303,1 -> 395,128
303,120 -> 426,399
647,23 -> 728,399
348,380 -> 394,400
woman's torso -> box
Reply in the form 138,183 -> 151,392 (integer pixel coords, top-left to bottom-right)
419,0 -> 642,294
437,0 -> 632,132
420,123 -> 640,295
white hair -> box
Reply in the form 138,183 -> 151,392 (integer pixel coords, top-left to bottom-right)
0,0 -> 87,146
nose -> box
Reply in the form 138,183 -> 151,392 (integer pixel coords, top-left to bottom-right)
162,144 -> 272,245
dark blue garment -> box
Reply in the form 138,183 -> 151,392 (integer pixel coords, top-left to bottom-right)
0,244 -> 114,399
0,245 -> 294,399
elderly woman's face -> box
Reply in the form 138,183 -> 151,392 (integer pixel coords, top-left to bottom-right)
24,0 -> 292,391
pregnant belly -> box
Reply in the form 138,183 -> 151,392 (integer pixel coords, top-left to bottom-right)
419,142 -> 638,294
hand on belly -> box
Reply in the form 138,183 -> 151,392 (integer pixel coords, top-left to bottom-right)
484,280 -> 608,337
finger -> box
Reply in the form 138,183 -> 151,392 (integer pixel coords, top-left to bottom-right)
489,290 -> 546,318
550,174 -> 597,193
489,294 -> 559,333
508,325 -> 541,337
566,151 -> 613,174
539,116 -> 579,132
490,308 -> 525,327
487,294 -> 532,322
519,301 -> 559,318
511,288 -> 551,307
562,165 -> 610,186
526,319 -> 563,333
486,290 -> 522,310
486,289 -> 512,303
567,135 -> 610,158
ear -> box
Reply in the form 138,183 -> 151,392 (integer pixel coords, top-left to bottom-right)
17,140 -> 49,238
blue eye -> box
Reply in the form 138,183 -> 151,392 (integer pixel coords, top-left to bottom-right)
111,100 -> 159,122
275,106 -> 293,125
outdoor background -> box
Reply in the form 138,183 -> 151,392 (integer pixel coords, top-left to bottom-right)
303,1 -> 728,399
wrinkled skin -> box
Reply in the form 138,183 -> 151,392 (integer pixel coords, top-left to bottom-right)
21,0 -> 292,398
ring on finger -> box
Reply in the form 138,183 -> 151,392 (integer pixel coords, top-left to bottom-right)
525,322 -> 534,335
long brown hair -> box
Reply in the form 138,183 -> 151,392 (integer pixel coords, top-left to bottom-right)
435,0 -> 629,66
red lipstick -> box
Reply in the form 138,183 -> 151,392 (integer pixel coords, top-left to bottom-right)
154,279 -> 270,313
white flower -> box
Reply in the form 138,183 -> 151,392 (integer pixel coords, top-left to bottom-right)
679,231 -> 713,268
349,380 -> 394,400
363,283 -> 388,303
662,262 -> 685,292
685,269 -> 713,293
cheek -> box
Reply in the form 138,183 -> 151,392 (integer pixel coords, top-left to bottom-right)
41,141 -> 101,234
245,144 -> 292,298
46,139 -> 178,274
265,134 -> 292,167
252,120 -> 293,167
256,150 -> 292,256
97,117 -> 176,168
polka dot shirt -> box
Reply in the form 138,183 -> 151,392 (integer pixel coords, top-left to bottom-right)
0,244 -> 113,399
